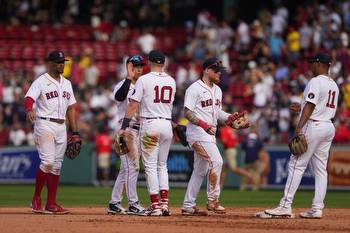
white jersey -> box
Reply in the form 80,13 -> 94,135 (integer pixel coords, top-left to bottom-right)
112,79 -> 138,127
130,72 -> 176,119
184,80 -> 223,143
301,74 -> 339,122
25,73 -> 76,119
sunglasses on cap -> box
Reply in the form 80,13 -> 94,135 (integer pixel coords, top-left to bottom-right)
129,55 -> 145,64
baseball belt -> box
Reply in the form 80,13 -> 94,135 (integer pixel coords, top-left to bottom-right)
39,117 -> 65,124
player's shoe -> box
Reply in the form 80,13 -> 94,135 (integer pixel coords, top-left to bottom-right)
160,204 -> 171,216
128,202 -> 145,215
181,206 -> 208,216
44,203 -> 69,214
264,206 -> 293,218
107,202 -> 127,215
31,196 -> 43,214
206,201 -> 226,214
139,204 -> 162,216
299,209 -> 322,219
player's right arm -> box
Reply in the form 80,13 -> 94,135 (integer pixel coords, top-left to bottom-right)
118,76 -> 143,134
114,79 -> 132,101
24,79 -> 41,124
184,85 -> 215,135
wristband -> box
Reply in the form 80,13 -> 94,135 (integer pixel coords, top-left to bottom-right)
198,120 -> 210,131
121,118 -> 131,130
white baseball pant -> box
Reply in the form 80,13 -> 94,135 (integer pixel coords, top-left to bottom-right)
279,120 -> 335,210
110,128 -> 140,205
183,141 -> 223,209
140,118 -> 173,195
34,119 -> 67,175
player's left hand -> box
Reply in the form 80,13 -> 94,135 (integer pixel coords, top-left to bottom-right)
126,62 -> 135,79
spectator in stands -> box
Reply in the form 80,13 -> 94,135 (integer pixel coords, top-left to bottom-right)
219,124 -> 253,189
95,126 -> 113,186
9,122 -> 26,146
240,125 -> 266,191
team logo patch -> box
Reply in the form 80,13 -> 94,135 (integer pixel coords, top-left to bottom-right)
308,93 -> 315,99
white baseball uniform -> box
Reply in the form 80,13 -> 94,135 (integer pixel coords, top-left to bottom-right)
110,79 -> 141,206
279,74 -> 339,210
183,79 -> 229,209
130,71 -> 176,196
25,73 -> 76,175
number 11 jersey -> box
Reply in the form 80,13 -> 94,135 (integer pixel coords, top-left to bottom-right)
301,74 -> 339,122
130,71 -> 176,119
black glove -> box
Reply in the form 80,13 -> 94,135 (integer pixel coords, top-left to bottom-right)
175,125 -> 188,147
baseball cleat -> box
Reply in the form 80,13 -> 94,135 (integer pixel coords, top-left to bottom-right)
160,205 -> 171,216
299,209 -> 322,219
206,201 -> 226,214
139,204 -> 162,216
181,207 -> 208,216
255,210 -> 296,219
31,197 -> 43,214
107,202 -> 127,215
44,203 -> 69,214
128,202 -> 145,215
264,206 -> 293,218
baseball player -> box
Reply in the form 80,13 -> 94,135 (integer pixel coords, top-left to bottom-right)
264,53 -> 339,219
107,55 -> 146,215
24,50 -> 80,214
118,50 -> 176,216
181,57 -> 238,216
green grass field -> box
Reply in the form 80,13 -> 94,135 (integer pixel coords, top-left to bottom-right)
0,185 -> 349,208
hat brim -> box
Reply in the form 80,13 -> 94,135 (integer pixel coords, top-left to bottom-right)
49,58 -> 69,63
308,59 -> 318,63
131,61 -> 146,66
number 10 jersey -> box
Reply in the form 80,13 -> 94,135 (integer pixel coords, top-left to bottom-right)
130,71 -> 176,119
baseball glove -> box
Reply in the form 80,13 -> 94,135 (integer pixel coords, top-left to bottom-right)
174,125 -> 188,147
288,134 -> 308,156
225,111 -> 250,129
65,135 -> 82,160
114,133 -> 129,155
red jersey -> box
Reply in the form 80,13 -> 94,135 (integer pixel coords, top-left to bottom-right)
95,133 -> 113,154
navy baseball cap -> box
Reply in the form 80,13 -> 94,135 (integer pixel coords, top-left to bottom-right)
149,50 -> 165,64
308,53 -> 331,65
127,55 -> 146,66
47,50 -> 68,63
202,57 -> 225,70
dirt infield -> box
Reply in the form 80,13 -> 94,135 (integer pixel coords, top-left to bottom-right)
1,207 -> 349,233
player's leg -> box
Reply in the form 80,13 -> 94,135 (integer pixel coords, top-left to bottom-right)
139,119 -> 162,216
266,123 -> 316,216
45,123 -> 68,214
302,123 -> 335,218
32,121 -> 56,213
108,154 -> 127,214
157,120 -> 173,216
200,142 -> 225,213
124,128 -> 144,214
183,142 -> 209,213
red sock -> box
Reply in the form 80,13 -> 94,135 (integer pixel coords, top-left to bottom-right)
33,169 -> 47,198
150,194 -> 159,206
46,173 -> 60,206
160,190 -> 168,204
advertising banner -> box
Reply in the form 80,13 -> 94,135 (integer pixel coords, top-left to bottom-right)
0,147 -> 40,183
266,146 -> 314,188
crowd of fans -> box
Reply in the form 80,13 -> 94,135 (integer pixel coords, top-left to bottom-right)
1,0 -> 350,148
